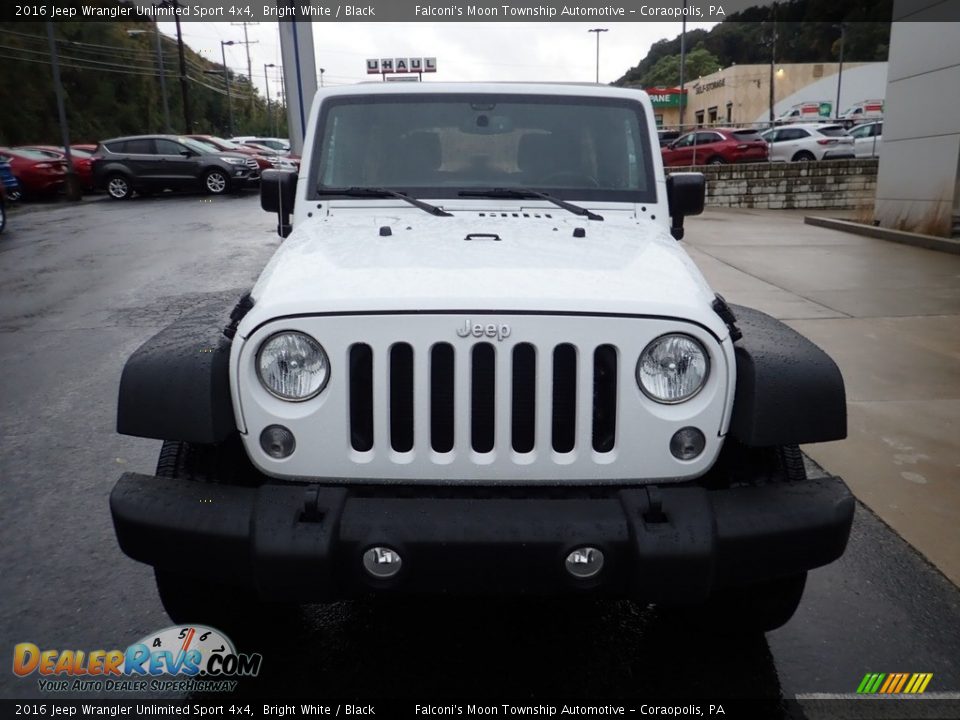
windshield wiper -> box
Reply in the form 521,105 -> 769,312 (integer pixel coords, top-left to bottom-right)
457,188 -> 604,221
315,186 -> 452,217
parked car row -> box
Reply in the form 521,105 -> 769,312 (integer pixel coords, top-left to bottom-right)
0,135 -> 297,202
659,121 -> 882,166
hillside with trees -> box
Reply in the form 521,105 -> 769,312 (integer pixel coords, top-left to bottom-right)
0,20 -> 284,146
614,0 -> 892,88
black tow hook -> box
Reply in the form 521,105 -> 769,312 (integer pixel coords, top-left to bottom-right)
643,486 -> 668,524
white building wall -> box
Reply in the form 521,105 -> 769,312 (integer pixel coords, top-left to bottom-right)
750,63 -> 889,125
874,2 -> 960,236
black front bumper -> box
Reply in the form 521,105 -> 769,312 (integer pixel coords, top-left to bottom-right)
110,474 -> 854,603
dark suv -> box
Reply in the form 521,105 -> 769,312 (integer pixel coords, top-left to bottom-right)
92,135 -> 259,199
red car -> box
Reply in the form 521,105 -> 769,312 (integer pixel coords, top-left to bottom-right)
661,128 -> 768,167
0,147 -> 67,198
187,135 -> 275,171
17,145 -> 95,190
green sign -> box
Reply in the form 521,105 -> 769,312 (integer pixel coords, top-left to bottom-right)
648,92 -> 686,108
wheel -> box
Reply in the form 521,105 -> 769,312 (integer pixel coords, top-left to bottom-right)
152,439 -> 300,638
791,150 -> 816,162
203,168 -> 230,195
540,171 -> 601,188
707,156 -> 726,165
7,188 -> 21,202
0,196 -> 6,234
106,173 -> 132,200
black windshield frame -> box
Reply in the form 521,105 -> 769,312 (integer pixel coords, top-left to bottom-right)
307,92 -> 658,205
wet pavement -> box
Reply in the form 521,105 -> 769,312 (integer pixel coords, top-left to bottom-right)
684,209 -> 960,586
1,197 -> 958,709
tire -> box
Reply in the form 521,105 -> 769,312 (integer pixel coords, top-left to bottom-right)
0,196 -> 6,234
707,156 -> 726,165
7,188 -> 21,202
152,440 -> 300,638
106,173 -> 132,200
203,168 -> 230,195
791,150 -> 816,162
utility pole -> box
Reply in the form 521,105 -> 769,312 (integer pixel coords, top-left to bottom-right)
128,24 -> 171,133
230,21 -> 259,113
159,0 -> 192,132
46,22 -> 80,201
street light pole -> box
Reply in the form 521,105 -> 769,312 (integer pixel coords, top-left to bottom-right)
587,28 -> 608,84
264,63 -> 276,137
221,40 -> 236,136
834,23 -> 846,121
679,0 -> 687,131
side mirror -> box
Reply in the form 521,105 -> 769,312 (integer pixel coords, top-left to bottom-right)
666,172 -> 705,241
260,169 -> 297,238
180,150 -> 193,157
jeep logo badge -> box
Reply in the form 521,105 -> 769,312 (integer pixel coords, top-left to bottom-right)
456,320 -> 511,342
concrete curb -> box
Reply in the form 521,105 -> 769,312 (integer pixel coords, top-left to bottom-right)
804,215 -> 960,255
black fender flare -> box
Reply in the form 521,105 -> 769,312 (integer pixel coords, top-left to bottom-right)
116,293 -> 252,444
727,304 -> 846,447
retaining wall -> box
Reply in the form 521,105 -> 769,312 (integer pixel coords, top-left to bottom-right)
665,158 -> 878,210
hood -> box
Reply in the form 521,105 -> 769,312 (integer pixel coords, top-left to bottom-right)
241,211 -> 724,338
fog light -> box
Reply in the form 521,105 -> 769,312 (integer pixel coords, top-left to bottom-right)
363,547 -> 402,578
670,427 -> 706,460
565,547 -> 604,579
259,425 -> 296,459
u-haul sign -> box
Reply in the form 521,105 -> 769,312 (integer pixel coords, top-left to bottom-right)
366,57 -> 437,74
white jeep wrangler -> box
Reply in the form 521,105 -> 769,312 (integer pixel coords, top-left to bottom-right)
111,83 -> 853,633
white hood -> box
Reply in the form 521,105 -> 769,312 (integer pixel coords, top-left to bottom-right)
241,209 -> 725,338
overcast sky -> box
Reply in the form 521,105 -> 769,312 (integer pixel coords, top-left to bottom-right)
159,21 -> 719,98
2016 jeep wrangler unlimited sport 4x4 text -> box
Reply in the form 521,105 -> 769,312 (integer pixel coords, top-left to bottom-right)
111,83 -> 853,633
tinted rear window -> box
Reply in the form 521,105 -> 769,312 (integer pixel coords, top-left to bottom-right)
817,126 -> 847,137
107,139 -> 154,154
732,130 -> 763,141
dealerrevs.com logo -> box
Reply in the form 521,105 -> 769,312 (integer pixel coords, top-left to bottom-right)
13,625 -> 262,693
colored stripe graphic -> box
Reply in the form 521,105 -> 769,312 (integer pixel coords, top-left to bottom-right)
856,673 -> 932,694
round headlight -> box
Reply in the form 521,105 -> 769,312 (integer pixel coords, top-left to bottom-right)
256,331 -> 330,401
637,333 -> 709,404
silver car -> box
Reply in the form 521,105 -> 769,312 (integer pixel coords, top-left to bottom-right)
761,123 -> 856,162
848,121 -> 883,158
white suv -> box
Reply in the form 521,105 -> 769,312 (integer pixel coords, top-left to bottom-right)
762,123 -> 856,162
111,83 -> 854,635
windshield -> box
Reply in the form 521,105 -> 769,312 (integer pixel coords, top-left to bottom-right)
311,93 -> 656,202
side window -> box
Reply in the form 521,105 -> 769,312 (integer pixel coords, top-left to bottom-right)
850,125 -> 869,139
124,139 -> 155,154
675,133 -> 695,148
875,123 -> 883,136
695,132 -> 719,145
155,139 -> 186,155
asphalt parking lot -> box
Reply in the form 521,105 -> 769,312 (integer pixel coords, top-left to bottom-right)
1,196 -> 958,712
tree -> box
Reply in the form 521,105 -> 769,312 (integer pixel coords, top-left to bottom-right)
640,46 -> 722,88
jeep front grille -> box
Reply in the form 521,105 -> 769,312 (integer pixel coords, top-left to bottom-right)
348,341 -> 618,456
